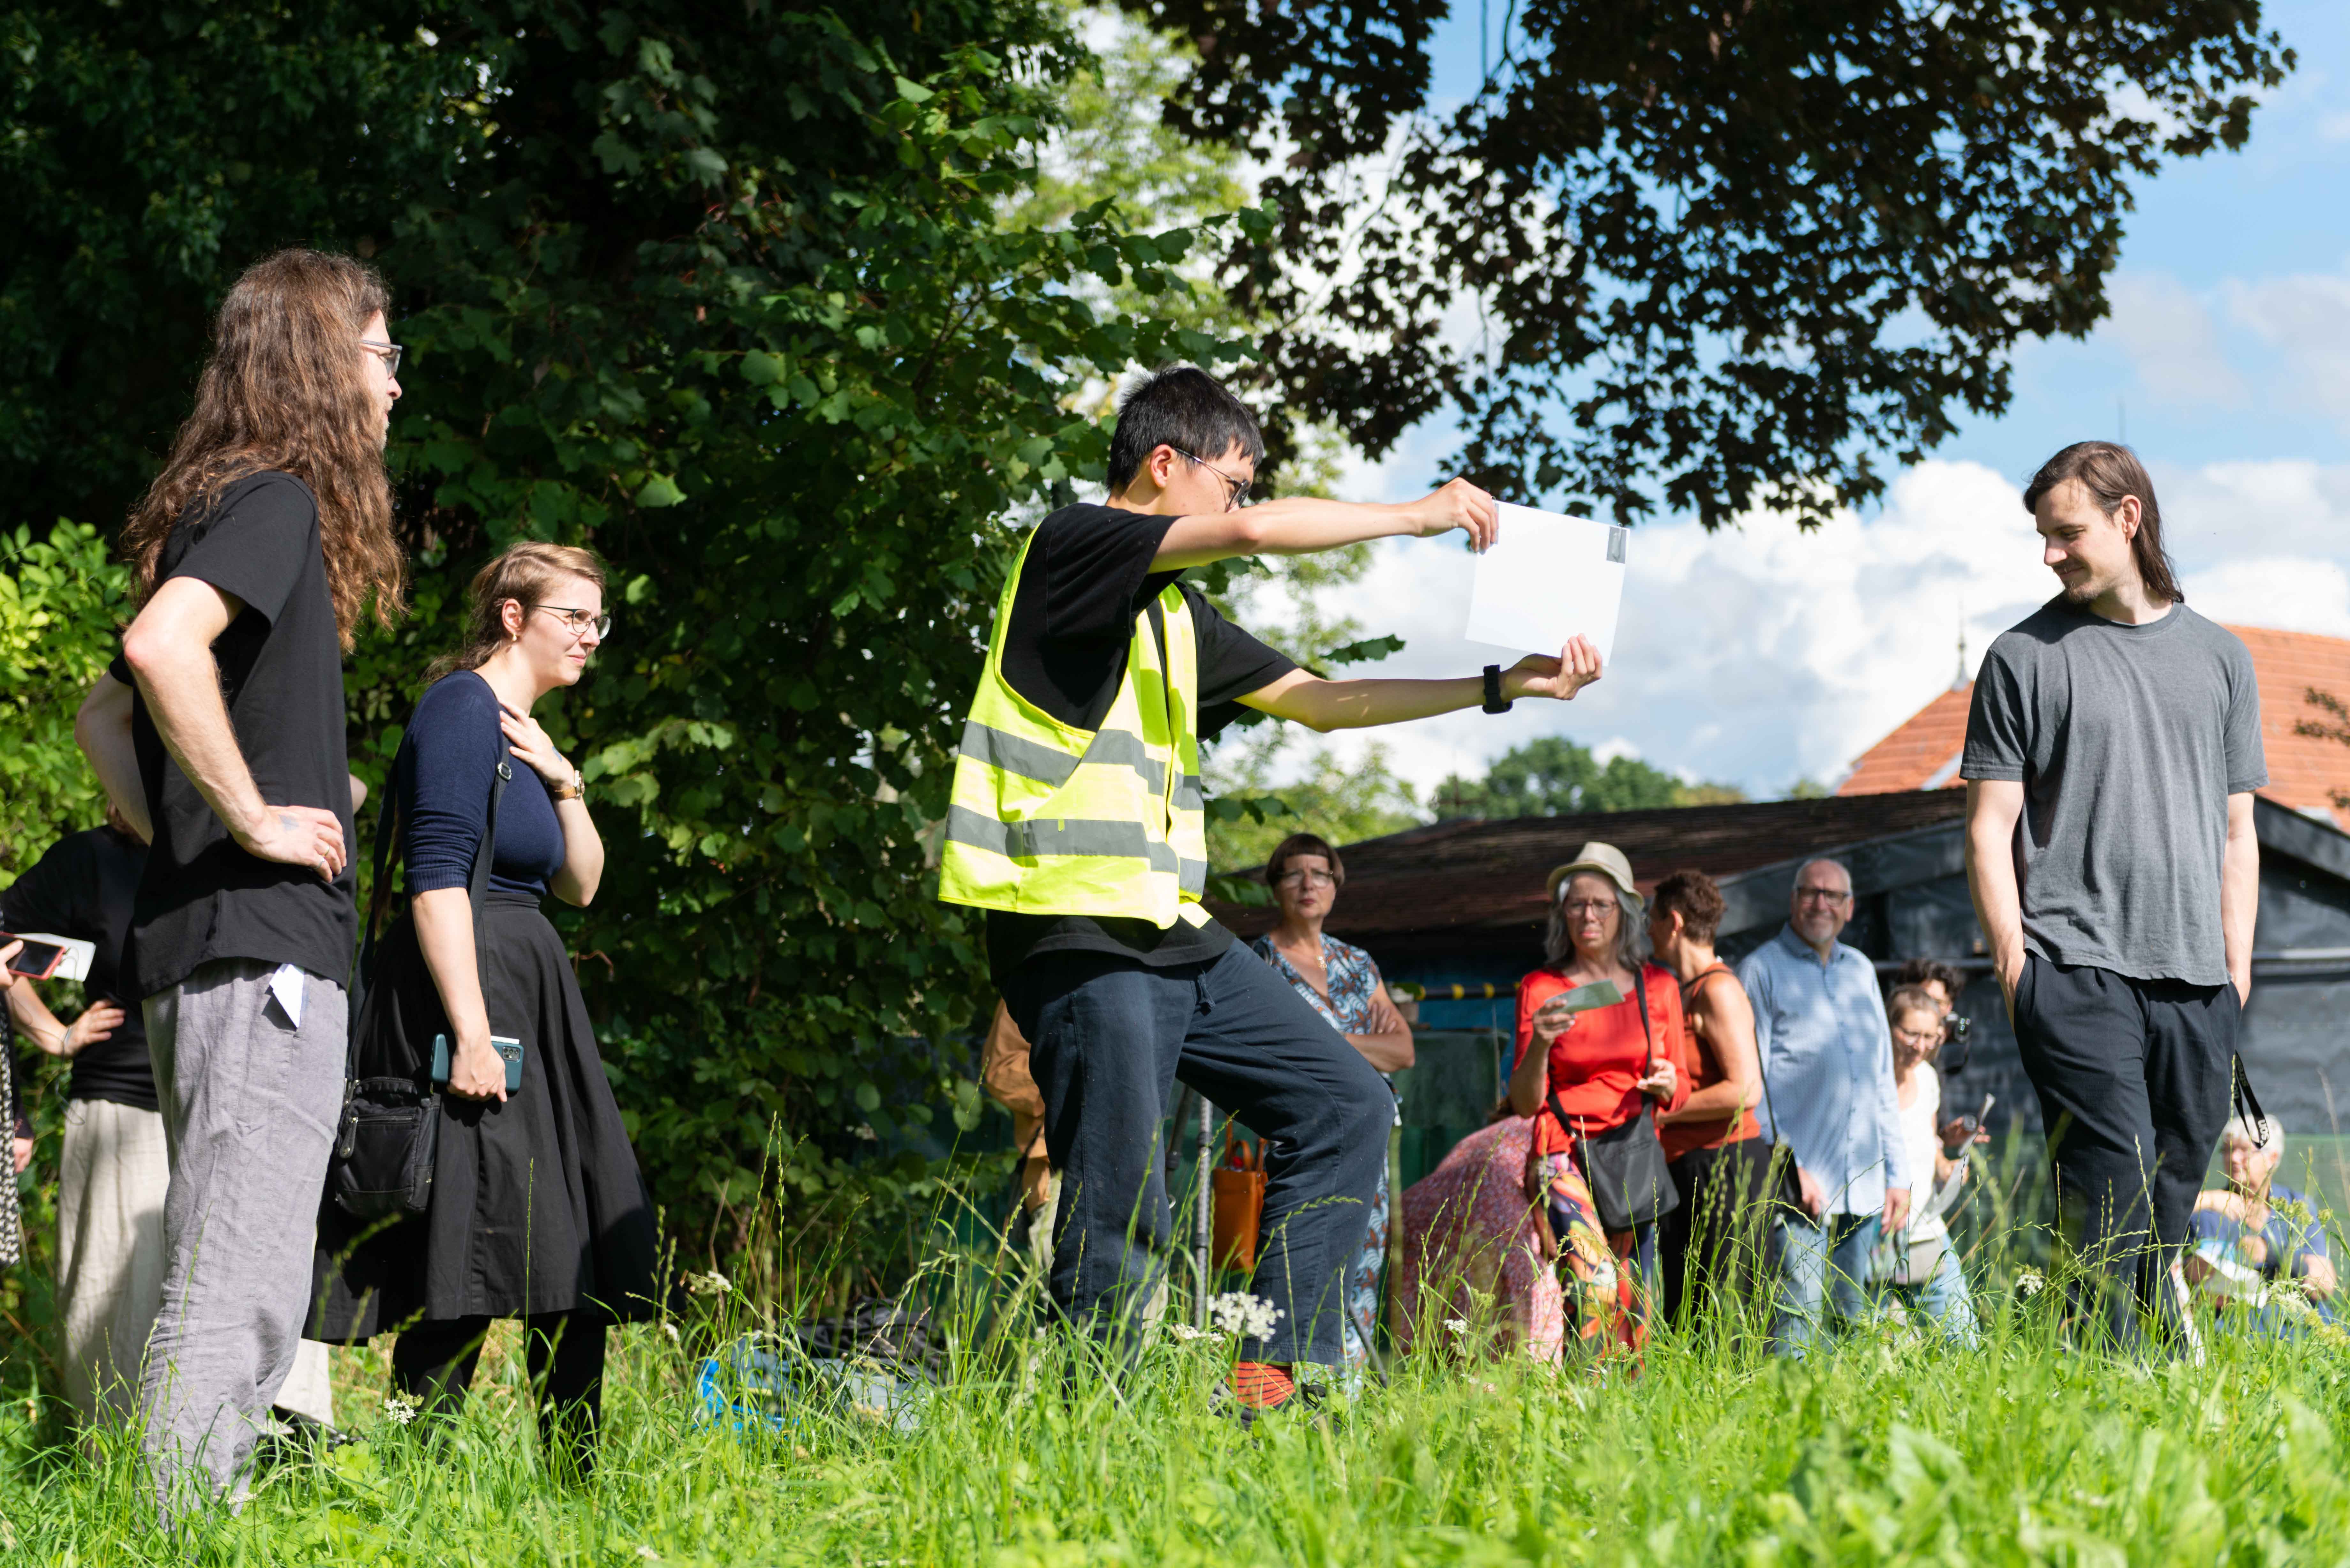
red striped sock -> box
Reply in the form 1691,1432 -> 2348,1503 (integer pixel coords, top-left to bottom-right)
1231,1361 -> 1295,1409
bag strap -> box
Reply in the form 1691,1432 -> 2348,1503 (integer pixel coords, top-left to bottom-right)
341,736 -> 511,1085
2233,1052 -> 2270,1145
1629,965 -> 1654,1076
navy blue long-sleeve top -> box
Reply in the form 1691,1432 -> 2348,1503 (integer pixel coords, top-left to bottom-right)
398,671 -> 566,897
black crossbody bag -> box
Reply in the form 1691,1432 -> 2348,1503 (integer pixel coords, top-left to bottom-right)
1548,967 -> 1680,1233
326,751 -> 509,1219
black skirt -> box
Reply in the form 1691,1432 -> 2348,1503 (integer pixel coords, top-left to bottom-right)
311,890 -> 661,1338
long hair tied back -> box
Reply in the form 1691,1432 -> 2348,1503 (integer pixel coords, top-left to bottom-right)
428,542 -> 607,682
121,248 -> 405,649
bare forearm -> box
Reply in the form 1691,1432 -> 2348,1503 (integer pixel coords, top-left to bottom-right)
1153,497 -> 1419,569
1964,784 -> 2027,989
412,888 -> 491,1047
5,984 -> 65,1055
550,798 -> 604,906
1348,1028 -> 1414,1074
131,647 -> 268,839
2222,794 -> 2259,999
1280,674 -> 1486,733
74,676 -> 152,843
1659,1077 -> 1750,1126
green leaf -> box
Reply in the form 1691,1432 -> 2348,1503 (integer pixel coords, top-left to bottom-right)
634,475 -> 687,508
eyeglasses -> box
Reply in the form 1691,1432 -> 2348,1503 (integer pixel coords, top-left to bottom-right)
1564,899 -> 1620,917
1171,447 -> 1252,510
1795,887 -> 1851,904
1274,869 -> 1337,889
360,339 -> 404,377
1892,1027 -> 1942,1048
534,604 -> 611,641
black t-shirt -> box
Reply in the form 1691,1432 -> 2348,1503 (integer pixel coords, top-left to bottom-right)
0,827 -> 156,1111
984,504 -> 1297,985
111,471 -> 358,997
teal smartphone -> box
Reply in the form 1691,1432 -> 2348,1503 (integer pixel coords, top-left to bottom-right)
431,1033 -> 525,1094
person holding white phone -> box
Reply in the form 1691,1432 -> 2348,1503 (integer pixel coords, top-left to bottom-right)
309,541 -> 657,1478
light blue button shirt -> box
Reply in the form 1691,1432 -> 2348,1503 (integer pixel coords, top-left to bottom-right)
1738,924 -> 1911,1216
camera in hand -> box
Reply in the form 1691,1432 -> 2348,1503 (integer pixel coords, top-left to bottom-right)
1941,1093 -> 1994,1160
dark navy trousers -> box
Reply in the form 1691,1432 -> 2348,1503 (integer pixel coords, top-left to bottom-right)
2011,954 -> 2238,1352
1004,941 -> 1392,1367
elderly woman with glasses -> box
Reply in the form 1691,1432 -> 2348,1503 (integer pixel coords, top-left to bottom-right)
1249,832 -> 1413,1373
1507,841 -> 1693,1361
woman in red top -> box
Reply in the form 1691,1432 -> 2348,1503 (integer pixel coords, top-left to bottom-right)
1506,842 -> 1693,1358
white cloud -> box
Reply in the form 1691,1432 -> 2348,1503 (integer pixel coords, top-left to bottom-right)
2223,271 -> 2350,427
2101,273 -> 2244,406
1263,454 -> 2350,804
2182,557 -> 2350,636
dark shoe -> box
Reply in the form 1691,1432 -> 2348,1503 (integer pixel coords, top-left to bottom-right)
250,1408 -> 358,1473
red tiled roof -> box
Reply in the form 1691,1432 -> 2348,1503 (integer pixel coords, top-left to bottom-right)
1839,684 -> 1972,797
1209,792 -> 1968,946
1837,624 -> 2350,829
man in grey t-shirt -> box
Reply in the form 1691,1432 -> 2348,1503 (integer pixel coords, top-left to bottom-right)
1962,440 -> 2264,1356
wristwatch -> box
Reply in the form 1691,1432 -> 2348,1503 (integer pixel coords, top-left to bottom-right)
1482,664 -> 1513,715
552,766 -> 585,801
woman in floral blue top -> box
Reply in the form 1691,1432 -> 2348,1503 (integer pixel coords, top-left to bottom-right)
1250,832 -> 1414,1373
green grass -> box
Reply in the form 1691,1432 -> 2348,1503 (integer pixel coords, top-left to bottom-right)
1,1258 -> 2346,1565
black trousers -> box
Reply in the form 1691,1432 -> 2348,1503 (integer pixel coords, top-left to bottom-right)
392,1310 -> 605,1474
1660,1138 -> 1778,1328
2011,954 -> 2237,1351
1003,942 -> 1392,1367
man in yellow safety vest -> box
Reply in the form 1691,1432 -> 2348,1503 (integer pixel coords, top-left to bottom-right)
941,365 -> 1601,1414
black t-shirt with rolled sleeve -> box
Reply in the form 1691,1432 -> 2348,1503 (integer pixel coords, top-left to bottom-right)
112,471 -> 358,998
985,503 -> 1298,985
0,827 -> 157,1111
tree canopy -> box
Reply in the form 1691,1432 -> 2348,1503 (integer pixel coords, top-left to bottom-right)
1,0 -> 1257,1260
1124,0 -> 2293,526
1432,735 -> 1742,821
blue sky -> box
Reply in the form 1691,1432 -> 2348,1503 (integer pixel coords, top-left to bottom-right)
1293,0 -> 2350,801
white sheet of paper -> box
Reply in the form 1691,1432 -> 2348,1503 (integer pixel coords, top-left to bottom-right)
14,934 -> 94,983
1464,503 -> 1627,663
269,962 -> 306,1029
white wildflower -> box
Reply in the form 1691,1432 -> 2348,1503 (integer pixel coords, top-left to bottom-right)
662,1321 -> 682,1343
2016,1266 -> 2046,1299
1443,1317 -> 1469,1335
1167,1323 -> 1212,1342
637,1548 -> 661,1562
682,1269 -> 732,1298
382,1391 -> 421,1427
1208,1292 -> 1285,1341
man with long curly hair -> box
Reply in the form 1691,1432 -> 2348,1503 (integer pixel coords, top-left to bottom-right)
75,248 -> 405,1516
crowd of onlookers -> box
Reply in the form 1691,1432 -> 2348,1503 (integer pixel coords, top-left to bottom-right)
1228,832 -> 2339,1365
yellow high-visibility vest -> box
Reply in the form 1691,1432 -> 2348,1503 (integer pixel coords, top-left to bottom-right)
938,531 -> 1209,928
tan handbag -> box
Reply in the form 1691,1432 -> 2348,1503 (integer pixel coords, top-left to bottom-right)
1210,1131 -> 1267,1272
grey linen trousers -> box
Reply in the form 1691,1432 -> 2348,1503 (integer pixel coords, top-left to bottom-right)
139,959 -> 345,1519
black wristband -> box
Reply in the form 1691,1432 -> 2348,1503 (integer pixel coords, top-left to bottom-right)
1482,663 -> 1513,714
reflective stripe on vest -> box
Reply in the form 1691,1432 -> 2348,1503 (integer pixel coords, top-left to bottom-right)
938,531 -> 1208,927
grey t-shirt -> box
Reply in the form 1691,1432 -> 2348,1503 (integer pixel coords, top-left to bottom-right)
1962,599 -> 2265,986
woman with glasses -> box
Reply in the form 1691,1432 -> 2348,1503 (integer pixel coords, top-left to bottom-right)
312,541 -> 656,1477
1507,842 -> 1693,1363
1249,832 -> 1413,1374
1865,985 -> 1982,1345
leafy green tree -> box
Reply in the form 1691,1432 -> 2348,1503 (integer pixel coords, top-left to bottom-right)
0,1 -> 1252,1261
1431,736 -> 1742,821
1205,732 -> 1420,871
1129,1 -> 2293,527
0,524 -> 134,886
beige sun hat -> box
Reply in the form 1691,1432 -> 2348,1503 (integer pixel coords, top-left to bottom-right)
1544,841 -> 1642,908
